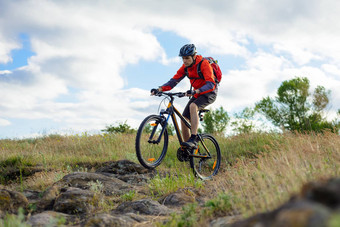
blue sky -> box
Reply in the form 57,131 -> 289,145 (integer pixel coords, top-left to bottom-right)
0,0 -> 340,139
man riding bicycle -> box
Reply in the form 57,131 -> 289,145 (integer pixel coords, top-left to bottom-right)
151,44 -> 218,148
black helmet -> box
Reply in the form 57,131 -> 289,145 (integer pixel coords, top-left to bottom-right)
179,44 -> 196,56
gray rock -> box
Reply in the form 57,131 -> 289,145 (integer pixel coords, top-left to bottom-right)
36,184 -> 60,211
159,189 -> 196,207
27,211 -> 77,227
84,213 -> 137,227
121,212 -> 149,222
96,160 -> 152,175
115,173 -> 153,185
210,216 -> 242,227
229,178 -> 340,227
302,178 -> 340,209
0,161 -> 168,224
36,171 -> 136,211
115,199 -> 172,216
53,187 -> 98,214
22,189 -> 41,204
60,172 -> 135,196
0,189 -> 28,213
273,201 -> 331,227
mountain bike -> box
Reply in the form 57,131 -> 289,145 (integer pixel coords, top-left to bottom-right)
135,92 -> 221,180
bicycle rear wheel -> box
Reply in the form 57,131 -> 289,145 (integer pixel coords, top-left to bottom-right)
189,134 -> 221,180
135,115 -> 168,169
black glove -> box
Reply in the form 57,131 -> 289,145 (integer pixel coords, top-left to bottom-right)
186,90 -> 196,96
150,88 -> 159,95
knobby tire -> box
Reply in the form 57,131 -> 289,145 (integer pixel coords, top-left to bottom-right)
135,115 -> 169,169
190,134 -> 221,180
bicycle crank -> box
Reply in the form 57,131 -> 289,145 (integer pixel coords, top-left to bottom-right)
177,147 -> 191,162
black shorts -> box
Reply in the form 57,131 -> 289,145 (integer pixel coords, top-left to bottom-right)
182,92 -> 217,120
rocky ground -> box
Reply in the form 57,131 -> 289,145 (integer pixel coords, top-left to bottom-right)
0,160 -> 339,226
0,160 -> 206,226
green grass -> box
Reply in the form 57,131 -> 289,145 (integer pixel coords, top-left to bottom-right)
203,192 -> 237,217
121,190 -> 137,202
217,132 -> 284,164
0,132 -> 283,179
0,131 -> 339,226
161,203 -> 200,227
0,208 -> 30,227
162,192 -> 239,227
149,172 -> 204,197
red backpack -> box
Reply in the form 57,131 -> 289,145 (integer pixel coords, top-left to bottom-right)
197,57 -> 222,84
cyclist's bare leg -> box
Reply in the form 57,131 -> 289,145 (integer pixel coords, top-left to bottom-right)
181,118 -> 190,142
189,103 -> 199,135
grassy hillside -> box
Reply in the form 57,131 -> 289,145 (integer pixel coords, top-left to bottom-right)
1,131 -> 339,225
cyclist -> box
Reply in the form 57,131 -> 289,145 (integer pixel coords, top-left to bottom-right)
151,44 -> 217,148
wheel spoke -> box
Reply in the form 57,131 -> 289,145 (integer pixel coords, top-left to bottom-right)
136,115 -> 168,169
190,134 -> 221,180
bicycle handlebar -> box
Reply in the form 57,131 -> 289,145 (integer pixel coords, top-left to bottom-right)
154,91 -> 186,98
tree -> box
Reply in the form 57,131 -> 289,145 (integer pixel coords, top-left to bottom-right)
102,121 -> 136,134
255,77 -> 339,133
202,106 -> 230,135
231,107 -> 256,134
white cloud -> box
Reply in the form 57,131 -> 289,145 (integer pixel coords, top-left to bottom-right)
0,118 -> 10,126
214,52 -> 340,114
0,36 -> 20,64
0,0 -> 339,137
0,70 -> 12,75
322,64 -> 340,79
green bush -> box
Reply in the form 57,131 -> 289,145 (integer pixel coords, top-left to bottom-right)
102,121 -> 136,134
204,192 -> 237,217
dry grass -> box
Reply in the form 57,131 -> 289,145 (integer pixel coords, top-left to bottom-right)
0,133 -> 139,191
205,131 -> 340,217
0,133 -> 138,170
1,131 -> 339,223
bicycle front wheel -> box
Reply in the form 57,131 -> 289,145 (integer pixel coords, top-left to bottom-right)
190,134 -> 221,180
135,115 -> 169,169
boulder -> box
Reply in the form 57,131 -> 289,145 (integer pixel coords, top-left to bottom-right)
27,211 -> 78,227
273,201 -> 331,227
114,199 -> 172,216
159,188 -> 196,207
36,171 -> 135,211
53,187 -> 99,214
113,173 -> 153,185
0,189 -> 28,214
210,216 -> 242,227
96,160 -> 151,175
59,172 -> 135,196
22,189 -> 41,204
228,177 -> 340,227
301,177 -> 340,209
84,213 -> 138,227
36,184 -> 60,211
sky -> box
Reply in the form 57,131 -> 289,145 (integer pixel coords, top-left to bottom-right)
0,0 -> 340,139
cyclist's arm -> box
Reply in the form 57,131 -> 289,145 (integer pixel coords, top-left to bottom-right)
160,66 -> 186,91
198,81 -> 215,94
160,78 -> 182,91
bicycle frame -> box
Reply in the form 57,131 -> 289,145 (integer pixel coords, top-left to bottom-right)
154,93 -> 212,159
160,94 -> 189,144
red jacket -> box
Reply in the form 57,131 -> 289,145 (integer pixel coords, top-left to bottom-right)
161,55 -> 216,98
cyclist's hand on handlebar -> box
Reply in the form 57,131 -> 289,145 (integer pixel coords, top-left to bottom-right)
178,92 -> 186,97
150,88 -> 159,95
186,90 -> 196,97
